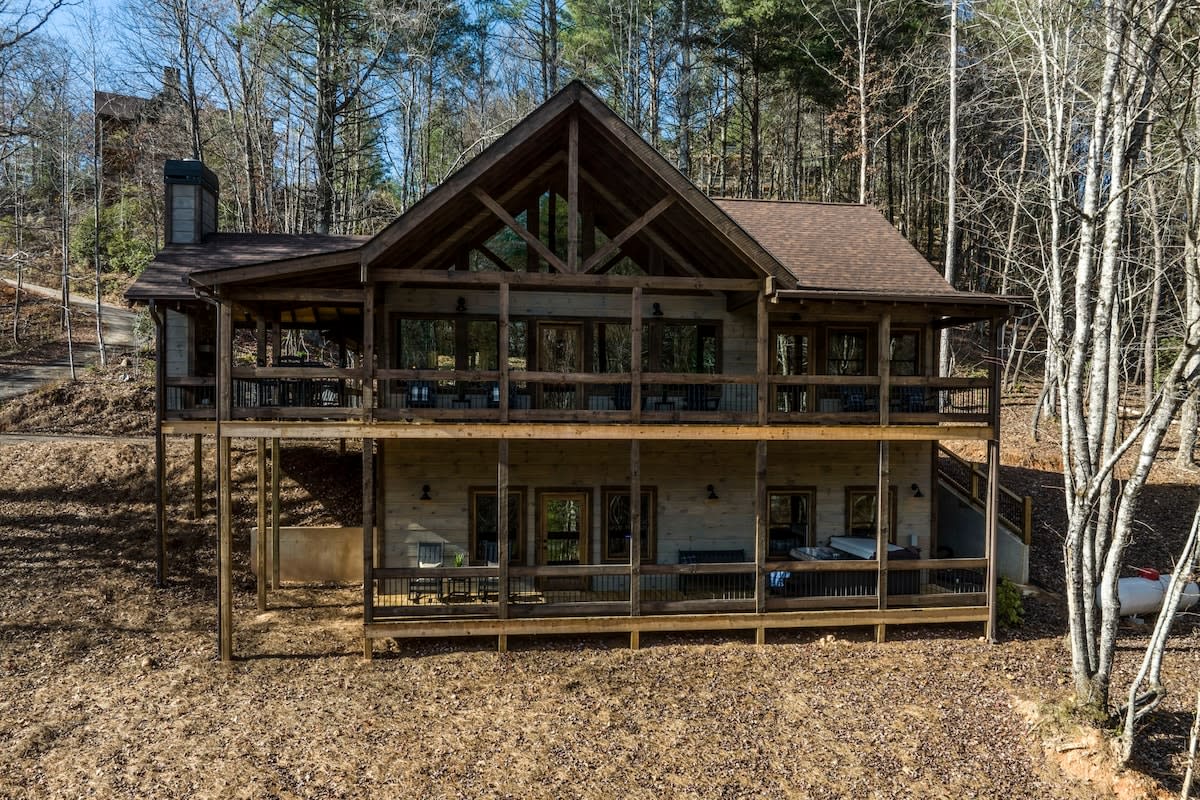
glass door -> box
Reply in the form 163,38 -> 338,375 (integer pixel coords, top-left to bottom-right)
537,322 -> 583,410
537,491 -> 589,590
772,327 -> 811,412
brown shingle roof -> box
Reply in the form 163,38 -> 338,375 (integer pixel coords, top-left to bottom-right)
714,199 -> 959,297
125,233 -> 367,301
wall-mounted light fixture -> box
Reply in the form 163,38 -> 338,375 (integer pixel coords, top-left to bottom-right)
652,302 -> 664,317
706,484 -> 719,501
420,484 -> 432,501
455,297 -> 467,313
911,483 -> 923,498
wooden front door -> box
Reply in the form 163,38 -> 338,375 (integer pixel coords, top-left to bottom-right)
537,490 -> 589,590
536,322 -> 583,410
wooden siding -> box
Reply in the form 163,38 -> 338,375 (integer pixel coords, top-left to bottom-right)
380,439 -> 932,568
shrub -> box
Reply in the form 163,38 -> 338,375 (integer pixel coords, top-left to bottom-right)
997,577 -> 1025,628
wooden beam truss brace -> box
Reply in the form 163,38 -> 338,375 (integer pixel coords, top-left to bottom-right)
475,243 -> 514,272
471,185 -> 568,274
582,197 -> 675,274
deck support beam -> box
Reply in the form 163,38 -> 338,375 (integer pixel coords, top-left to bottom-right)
192,434 -> 203,519
497,439 -> 510,653
271,437 -> 281,588
630,289 -> 642,423
630,439 -> 641,649
256,437 -> 267,612
217,301 -> 233,662
876,440 -> 891,643
363,437 -> 375,659
754,440 -> 768,644
876,313 -> 891,644
985,317 -> 1002,641
152,302 -> 167,587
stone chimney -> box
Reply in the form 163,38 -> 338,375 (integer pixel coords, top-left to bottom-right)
162,66 -> 180,95
164,159 -> 219,245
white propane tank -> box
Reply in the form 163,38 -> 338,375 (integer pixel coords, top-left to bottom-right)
1111,568 -> 1200,617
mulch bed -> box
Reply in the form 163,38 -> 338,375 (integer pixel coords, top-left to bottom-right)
2,370 -> 1199,796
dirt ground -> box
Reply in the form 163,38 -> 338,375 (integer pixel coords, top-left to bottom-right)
2,380 -> 1200,797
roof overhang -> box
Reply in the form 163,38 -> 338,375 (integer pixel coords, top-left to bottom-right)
772,288 -> 1021,321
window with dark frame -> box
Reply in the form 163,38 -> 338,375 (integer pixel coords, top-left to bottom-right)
889,330 -> 920,376
602,487 -> 656,563
469,487 -> 526,564
845,486 -> 898,543
827,329 -> 869,376
768,489 -> 815,557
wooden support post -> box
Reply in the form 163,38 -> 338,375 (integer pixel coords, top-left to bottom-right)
984,439 -> 1000,642
152,303 -> 167,586
876,440 -> 891,643
192,434 -> 203,519
256,317 -> 267,366
362,437 -> 375,659
498,439 -> 510,653
218,436 -> 233,661
754,441 -> 768,616
256,437 -> 267,612
363,283 -> 375,420
271,320 -> 281,365
217,301 -> 233,662
985,317 -> 1003,642
499,283 -> 510,423
631,288 -> 642,423
156,431 -> 167,587
630,439 -> 641,625
878,312 -> 891,426
568,112 -> 580,273
756,289 -> 769,425
271,436 -> 281,589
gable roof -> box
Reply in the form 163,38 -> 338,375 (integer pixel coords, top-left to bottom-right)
358,81 -> 796,287
126,82 -> 993,308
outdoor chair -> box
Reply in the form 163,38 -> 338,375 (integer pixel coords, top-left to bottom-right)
408,380 -> 436,408
479,541 -> 500,602
409,541 -> 444,603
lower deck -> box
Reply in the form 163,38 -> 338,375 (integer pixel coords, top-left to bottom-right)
167,422 -> 1002,659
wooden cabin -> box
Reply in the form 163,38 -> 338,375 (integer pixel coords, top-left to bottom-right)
127,82 -> 1019,661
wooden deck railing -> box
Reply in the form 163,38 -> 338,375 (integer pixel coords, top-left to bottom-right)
368,558 -> 988,623
937,444 -> 1032,545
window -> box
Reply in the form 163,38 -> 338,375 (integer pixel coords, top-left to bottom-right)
398,318 -> 456,370
827,329 -> 868,376
890,330 -> 920,376
659,323 -> 719,373
602,487 -> 657,562
610,320 -> 719,373
845,486 -> 898,543
469,487 -> 526,563
593,322 -> 636,372
772,328 -> 812,412
768,489 -> 815,557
